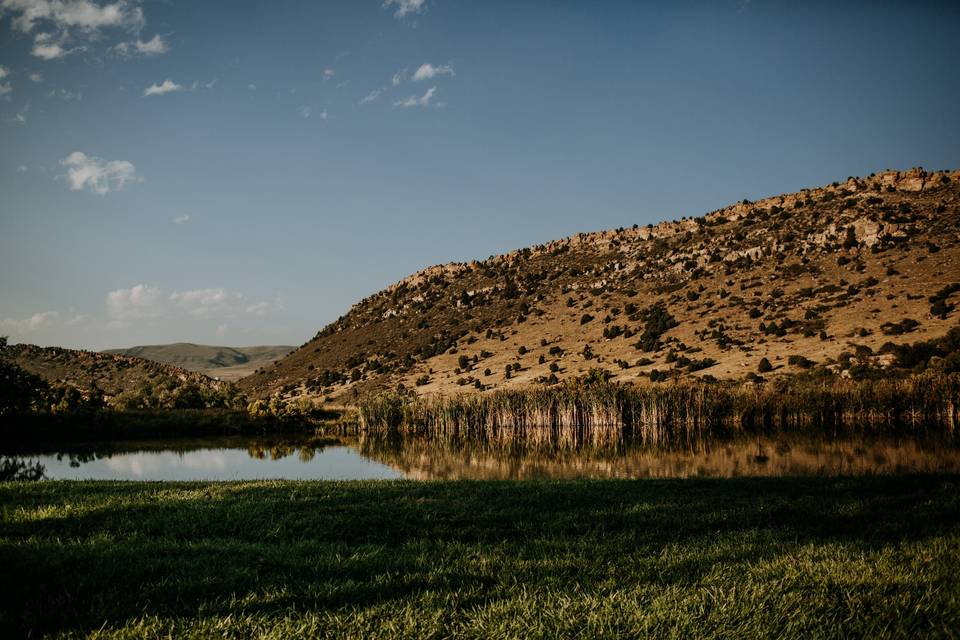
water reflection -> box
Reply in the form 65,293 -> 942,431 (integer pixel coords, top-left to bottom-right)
2,433 -> 958,481
1,436 -> 401,481
358,433 -> 960,480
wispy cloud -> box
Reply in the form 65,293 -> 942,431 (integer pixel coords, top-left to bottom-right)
298,104 -> 311,118
323,68 -> 335,80
113,33 -> 167,57
173,215 -> 190,224
143,78 -> 182,97
383,0 -> 426,19
412,63 -> 454,81
360,88 -> 383,105
394,85 -> 438,108
61,151 -> 140,194
105,284 -> 279,328
46,87 -> 81,101
392,68 -> 407,86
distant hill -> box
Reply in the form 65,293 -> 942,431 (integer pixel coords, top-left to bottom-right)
3,343 -> 219,398
104,343 -> 295,381
239,168 -> 960,401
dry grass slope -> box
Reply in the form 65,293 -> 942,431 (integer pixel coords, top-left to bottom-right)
239,168 -> 960,401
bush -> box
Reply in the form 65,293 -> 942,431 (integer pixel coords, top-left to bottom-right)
633,303 -> 678,352
758,358 -> 773,373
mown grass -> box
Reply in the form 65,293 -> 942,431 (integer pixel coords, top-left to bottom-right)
2,477 -> 959,638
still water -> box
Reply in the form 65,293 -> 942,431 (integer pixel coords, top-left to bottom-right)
3,433 -> 960,481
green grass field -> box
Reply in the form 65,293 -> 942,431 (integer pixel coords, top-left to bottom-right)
2,477 -> 959,638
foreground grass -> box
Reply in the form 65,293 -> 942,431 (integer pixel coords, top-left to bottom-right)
1,478 -> 959,639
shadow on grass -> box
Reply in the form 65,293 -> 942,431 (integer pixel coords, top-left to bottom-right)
1,476 -> 958,637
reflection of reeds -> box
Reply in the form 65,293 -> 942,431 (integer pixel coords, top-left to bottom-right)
358,374 -> 960,449
357,432 -> 960,480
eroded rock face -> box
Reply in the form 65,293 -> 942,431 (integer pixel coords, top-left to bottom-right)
852,216 -> 882,248
876,168 -> 932,192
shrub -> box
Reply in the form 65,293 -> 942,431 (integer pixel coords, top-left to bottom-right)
758,358 -> 773,373
880,319 -> 920,336
633,303 -> 678,352
787,355 -> 814,368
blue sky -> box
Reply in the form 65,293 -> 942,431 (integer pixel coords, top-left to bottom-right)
1,0 -> 958,350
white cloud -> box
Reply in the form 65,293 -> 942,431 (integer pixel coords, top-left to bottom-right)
2,0 -> 144,33
61,151 -> 140,195
318,109 -> 328,120
360,88 -> 383,105
173,215 -> 190,224
394,85 -> 438,108
143,78 -> 182,97
103,284 -> 278,330
66,313 -> 91,326
29,72 -> 42,82
1,311 -> 60,333
298,104 -> 311,118
383,0 -> 426,19
323,68 -> 335,80
114,33 -> 167,57
17,164 -> 28,172
205,78 -> 217,89
106,284 -> 164,324
30,31 -> 76,59
412,63 -> 454,81
2,0 -> 146,59
0,66 -> 11,95
245,301 -> 269,316
169,288 -> 234,317
247,83 -> 256,90
392,68 -> 407,86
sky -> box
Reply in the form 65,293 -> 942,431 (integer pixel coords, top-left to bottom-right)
1,0 -> 958,350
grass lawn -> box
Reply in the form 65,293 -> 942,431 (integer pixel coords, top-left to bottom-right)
2,477 -> 959,638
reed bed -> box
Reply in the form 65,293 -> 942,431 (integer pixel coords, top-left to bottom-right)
358,373 -> 960,449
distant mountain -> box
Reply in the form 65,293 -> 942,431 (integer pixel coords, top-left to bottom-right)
103,343 -> 295,381
239,168 -> 960,401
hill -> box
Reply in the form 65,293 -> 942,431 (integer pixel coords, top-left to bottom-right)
3,343 -> 221,398
239,168 -> 960,401
104,344 -> 294,381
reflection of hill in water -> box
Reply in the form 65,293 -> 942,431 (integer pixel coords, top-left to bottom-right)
359,434 -> 960,480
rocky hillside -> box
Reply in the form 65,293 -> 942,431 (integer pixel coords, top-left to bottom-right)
104,343 -> 294,382
239,168 -> 960,401
3,343 -> 222,398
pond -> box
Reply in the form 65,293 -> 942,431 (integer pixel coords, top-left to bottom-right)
3,432 -> 960,481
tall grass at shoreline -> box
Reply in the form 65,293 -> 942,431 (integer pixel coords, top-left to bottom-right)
358,373 -> 960,449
